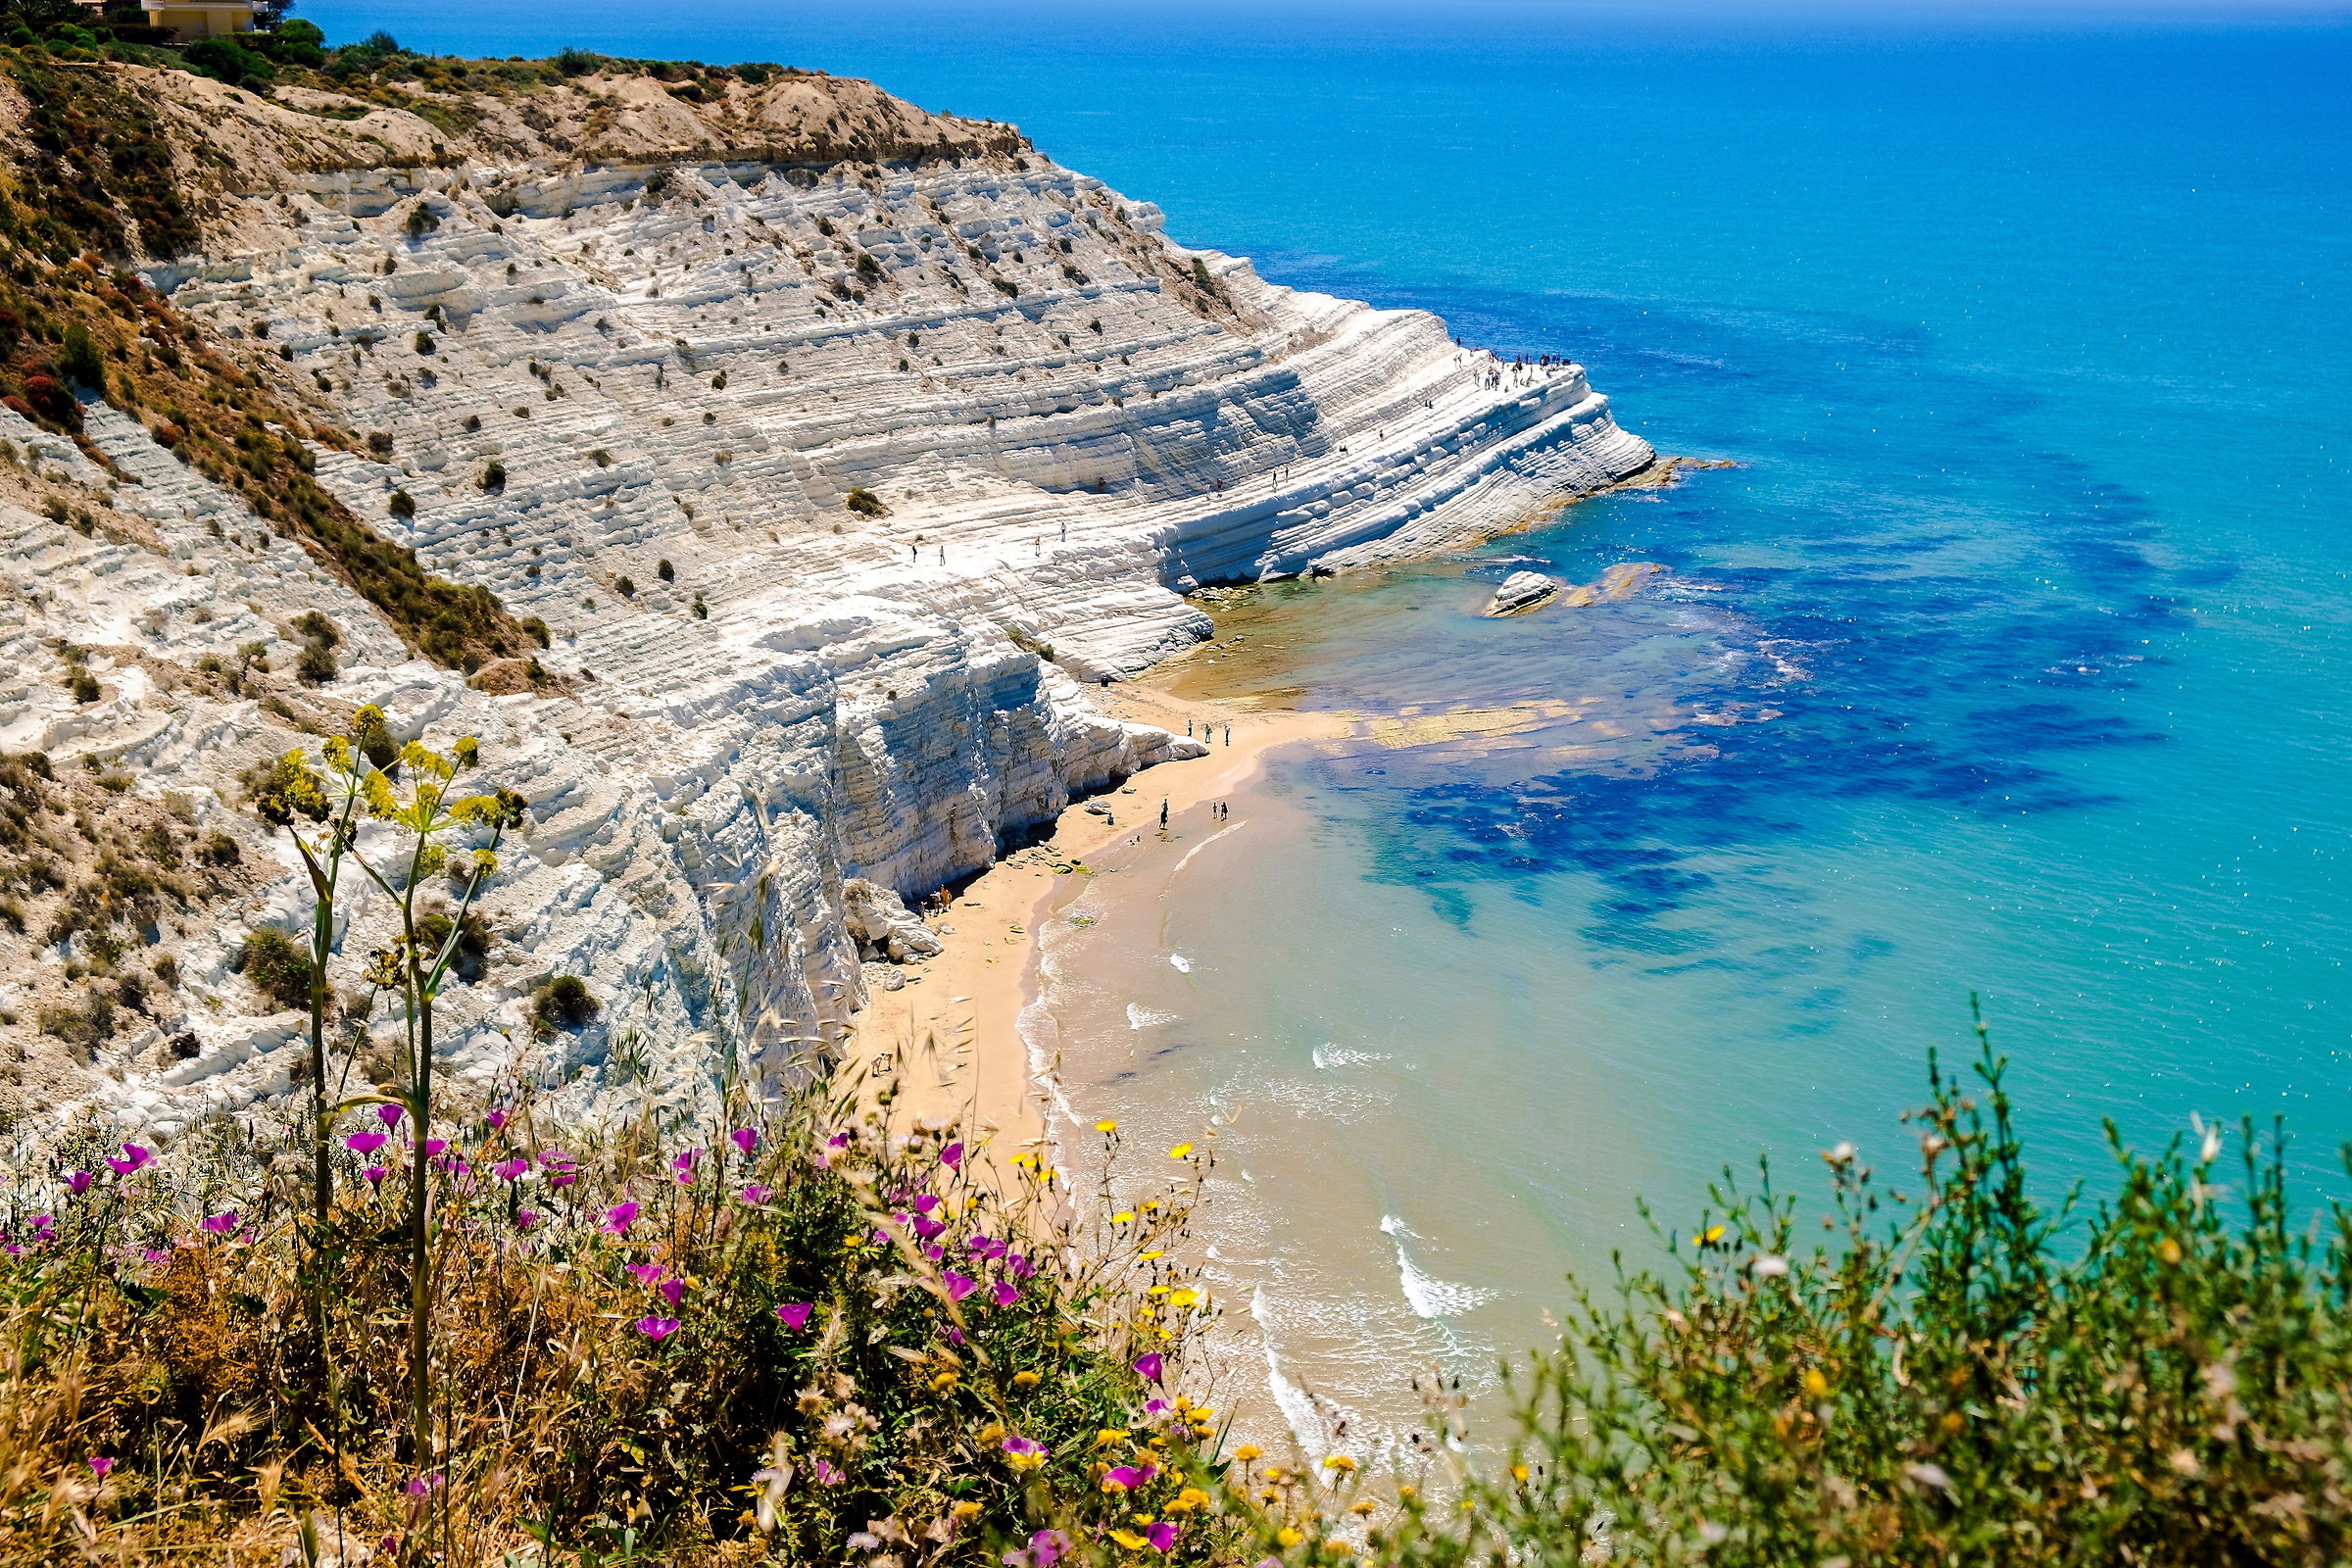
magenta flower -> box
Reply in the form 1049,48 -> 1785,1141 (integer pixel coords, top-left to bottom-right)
944,1271 -> 978,1302
627,1262 -> 663,1285
775,1302 -> 813,1330
1002,1435 -> 1047,1460
423,1139 -> 448,1157
1146,1398 -> 1170,1415
946,1325 -> 966,1347
347,1132 -> 388,1155
1102,1465 -> 1149,1492
364,1166 -> 387,1186
941,1141 -> 963,1169
1145,1523 -> 1178,1551
377,1104 -> 404,1127
105,1144 -> 151,1177
515,1209 -> 541,1231
88,1456 -> 113,1479
993,1279 -> 1019,1308
1133,1351 -> 1164,1383
967,1234 -> 1000,1255
201,1212 -> 237,1235
671,1150 -> 701,1186
912,1215 -> 946,1242
911,1194 -> 942,1214
1027,1528 -> 1071,1567
602,1201 -> 639,1237
66,1171 -> 90,1196
813,1458 -> 845,1486
658,1277 -> 685,1308
486,1109 -> 510,1131
739,1183 -> 772,1206
492,1158 -> 528,1182
730,1127 -> 759,1155
1009,1252 -> 1035,1278
636,1316 -> 680,1341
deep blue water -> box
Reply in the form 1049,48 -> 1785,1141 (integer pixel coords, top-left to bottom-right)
319,0 -> 2352,1423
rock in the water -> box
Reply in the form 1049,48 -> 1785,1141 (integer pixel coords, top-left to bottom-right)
1559,562 -> 1667,606
1484,570 -> 1562,616
842,880 -> 946,963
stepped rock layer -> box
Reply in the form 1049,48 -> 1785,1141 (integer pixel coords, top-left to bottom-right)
0,63 -> 1651,1141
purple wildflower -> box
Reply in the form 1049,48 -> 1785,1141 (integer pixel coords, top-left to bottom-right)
364,1166 -> 387,1186
105,1144 -> 151,1177
201,1212 -> 237,1235
1133,1351 -> 1164,1383
492,1157 -> 528,1182
636,1315 -> 680,1341
66,1171 -> 90,1196
941,1141 -> 963,1169
515,1209 -> 541,1231
347,1132 -> 388,1155
993,1279 -> 1019,1308
602,1201 -> 639,1237
775,1302 -> 813,1330
671,1149 -> 701,1185
1102,1465 -> 1149,1492
739,1183 -> 772,1206
377,1103 -> 404,1127
658,1277 -> 685,1308
731,1127 -> 759,1155
88,1456 -> 113,1479
1146,1523 -> 1178,1551
627,1262 -> 663,1285
944,1271 -> 978,1302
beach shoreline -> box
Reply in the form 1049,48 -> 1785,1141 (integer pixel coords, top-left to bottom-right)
843,683 -> 1351,1169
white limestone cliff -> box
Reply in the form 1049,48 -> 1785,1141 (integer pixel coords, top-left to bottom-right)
0,64 -> 1652,1142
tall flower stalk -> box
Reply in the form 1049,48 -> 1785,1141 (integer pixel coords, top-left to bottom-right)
346,736 -> 526,1463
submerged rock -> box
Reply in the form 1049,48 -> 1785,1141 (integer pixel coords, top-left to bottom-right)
1560,561 -> 1668,606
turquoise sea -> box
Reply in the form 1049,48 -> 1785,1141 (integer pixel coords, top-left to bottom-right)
320,0 -> 2352,1444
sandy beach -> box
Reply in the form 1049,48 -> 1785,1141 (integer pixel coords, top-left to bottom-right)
843,679 -> 1351,1169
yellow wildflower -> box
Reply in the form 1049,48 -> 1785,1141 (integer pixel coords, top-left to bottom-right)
1096,1119 -> 1119,1133
1234,1445 -> 1263,1463
978,1423 -> 1006,1445
1691,1225 -> 1726,1247
952,1500 -> 983,1519
1349,1500 -> 1377,1517
1109,1530 -> 1151,1551
1112,1211 -> 1136,1224
1140,1250 -> 1164,1260
1012,1370 -> 1042,1390
1322,1454 -> 1357,1473
1169,1143 -> 1195,1158
1176,1488 -> 1212,1510
1170,1288 -> 1200,1307
1802,1367 -> 1830,1399
1097,1430 -> 1133,1446
1277,1528 -> 1304,1548
2158,1237 -> 2184,1264
1511,1463 -> 1529,1482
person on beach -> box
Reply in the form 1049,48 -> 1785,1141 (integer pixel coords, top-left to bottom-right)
1160,799 -> 1169,828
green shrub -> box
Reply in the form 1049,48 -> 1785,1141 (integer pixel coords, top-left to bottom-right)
388,488 -> 416,518
58,320 -> 102,388
181,35 -> 273,90
845,487 -> 887,517
552,46 -> 599,75
290,610 -> 339,649
480,460 -> 506,491
294,638 -> 336,684
530,972 -> 598,1035
521,615 -> 550,648
656,559 -> 674,583
237,926 -> 312,1010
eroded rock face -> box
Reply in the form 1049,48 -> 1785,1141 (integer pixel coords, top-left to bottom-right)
0,65 -> 1652,1144
841,877 -> 943,963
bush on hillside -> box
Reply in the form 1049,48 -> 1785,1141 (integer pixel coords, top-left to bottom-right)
181,35 -> 273,91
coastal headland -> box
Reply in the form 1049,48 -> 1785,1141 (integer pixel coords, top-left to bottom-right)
0,53 -> 1652,1145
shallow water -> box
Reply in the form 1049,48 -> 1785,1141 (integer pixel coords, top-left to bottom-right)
326,0 -> 2352,1449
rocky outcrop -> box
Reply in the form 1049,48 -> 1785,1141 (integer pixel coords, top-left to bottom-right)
0,61 -> 1652,1142
1484,570 -> 1561,616
841,877 -> 945,963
